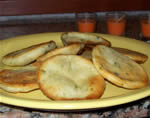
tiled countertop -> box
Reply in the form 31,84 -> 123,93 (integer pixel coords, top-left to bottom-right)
0,11 -> 150,118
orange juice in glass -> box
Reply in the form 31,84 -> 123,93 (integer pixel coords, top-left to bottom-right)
76,13 -> 96,32
141,15 -> 150,38
106,12 -> 126,36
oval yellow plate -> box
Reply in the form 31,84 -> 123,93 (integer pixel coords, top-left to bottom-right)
0,32 -> 150,111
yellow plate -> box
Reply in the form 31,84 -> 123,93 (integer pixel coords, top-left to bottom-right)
0,32 -> 150,111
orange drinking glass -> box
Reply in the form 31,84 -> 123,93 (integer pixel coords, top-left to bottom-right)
141,18 -> 150,38
106,12 -> 126,36
76,13 -> 96,32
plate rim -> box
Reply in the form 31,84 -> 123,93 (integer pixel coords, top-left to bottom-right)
0,86 -> 150,110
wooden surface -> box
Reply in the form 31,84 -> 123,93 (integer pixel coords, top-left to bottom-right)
0,0 -> 150,16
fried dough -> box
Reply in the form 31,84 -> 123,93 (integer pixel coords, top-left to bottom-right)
37,55 -> 105,100
112,47 -> 148,64
2,41 -> 57,66
32,43 -> 84,68
92,45 -> 149,89
37,43 -> 84,62
0,67 -> 39,93
61,32 -> 111,47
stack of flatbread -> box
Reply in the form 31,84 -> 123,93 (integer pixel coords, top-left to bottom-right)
0,32 -> 149,100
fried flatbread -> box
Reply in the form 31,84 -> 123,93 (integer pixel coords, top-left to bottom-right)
112,47 -> 148,64
37,43 -> 84,62
61,32 -> 111,47
2,41 -> 57,66
37,55 -> 105,100
92,45 -> 149,89
0,67 -> 38,93
32,43 -> 84,68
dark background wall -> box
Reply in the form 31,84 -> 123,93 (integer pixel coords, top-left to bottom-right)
0,0 -> 149,16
